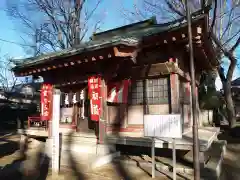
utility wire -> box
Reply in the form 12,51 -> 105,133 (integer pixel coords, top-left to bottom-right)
0,38 -> 34,47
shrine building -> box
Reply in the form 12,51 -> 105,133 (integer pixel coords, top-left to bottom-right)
12,14 -> 220,167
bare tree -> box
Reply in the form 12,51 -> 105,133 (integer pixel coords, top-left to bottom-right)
0,57 -> 20,95
123,0 -> 240,128
6,0 -> 105,56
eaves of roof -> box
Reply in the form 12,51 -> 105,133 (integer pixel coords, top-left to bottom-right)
13,14 -> 207,71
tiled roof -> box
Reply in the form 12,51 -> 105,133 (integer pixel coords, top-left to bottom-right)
232,77 -> 240,86
12,15 -> 206,70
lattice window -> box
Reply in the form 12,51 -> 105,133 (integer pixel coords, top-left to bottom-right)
129,78 -> 169,105
130,80 -> 144,105
179,81 -> 190,104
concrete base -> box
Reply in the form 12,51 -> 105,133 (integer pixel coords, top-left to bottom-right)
91,152 -> 121,169
45,136 -> 114,170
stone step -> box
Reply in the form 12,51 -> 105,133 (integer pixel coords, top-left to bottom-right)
201,140 -> 226,179
115,156 -> 194,176
60,134 -> 97,144
59,151 -> 98,169
45,138 -> 111,157
179,140 -> 226,179
61,137 -> 97,144
114,140 -> 226,179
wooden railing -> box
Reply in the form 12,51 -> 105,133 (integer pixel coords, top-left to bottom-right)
28,116 -> 48,130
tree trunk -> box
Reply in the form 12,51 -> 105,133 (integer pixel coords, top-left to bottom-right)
223,81 -> 236,128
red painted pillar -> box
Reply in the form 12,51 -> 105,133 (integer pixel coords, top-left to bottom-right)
169,58 -> 180,114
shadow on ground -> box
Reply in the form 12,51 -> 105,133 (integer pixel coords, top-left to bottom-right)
0,139 -> 19,158
217,127 -> 240,180
1,124 -> 240,179
218,126 -> 240,143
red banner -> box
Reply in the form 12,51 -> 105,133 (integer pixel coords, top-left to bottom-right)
41,84 -> 53,120
88,76 -> 101,121
107,79 -> 130,103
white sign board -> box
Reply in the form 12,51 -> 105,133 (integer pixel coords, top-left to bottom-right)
144,114 -> 182,138
51,90 -> 60,174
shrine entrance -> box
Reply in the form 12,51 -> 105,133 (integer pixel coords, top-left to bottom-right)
59,84 -> 97,135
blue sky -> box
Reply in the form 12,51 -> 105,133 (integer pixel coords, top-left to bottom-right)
0,0 -> 133,59
0,7 -> 25,59
0,0 -> 239,89
0,0 -> 141,59
0,0 -> 135,84
215,46 -> 240,90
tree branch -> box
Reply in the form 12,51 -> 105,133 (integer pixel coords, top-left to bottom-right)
211,32 -> 237,81
230,36 -> 240,53
165,0 -> 184,17
209,0 -> 217,35
6,0 -> 103,54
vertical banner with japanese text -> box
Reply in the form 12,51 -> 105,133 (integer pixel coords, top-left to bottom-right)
88,76 -> 101,121
41,84 -> 53,120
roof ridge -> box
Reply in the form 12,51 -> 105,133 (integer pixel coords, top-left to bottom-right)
91,16 -> 157,38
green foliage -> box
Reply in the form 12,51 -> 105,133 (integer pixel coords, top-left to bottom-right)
199,71 -> 223,109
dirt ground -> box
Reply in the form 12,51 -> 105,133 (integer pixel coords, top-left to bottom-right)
46,165 -> 171,180
0,133 -> 171,180
219,130 -> 240,180
0,133 -> 20,166
0,131 -> 240,180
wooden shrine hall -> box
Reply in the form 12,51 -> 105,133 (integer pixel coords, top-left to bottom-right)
13,14 -> 220,159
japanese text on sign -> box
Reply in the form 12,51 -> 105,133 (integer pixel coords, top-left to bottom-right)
144,114 -> 182,138
88,76 -> 101,121
41,84 -> 53,120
